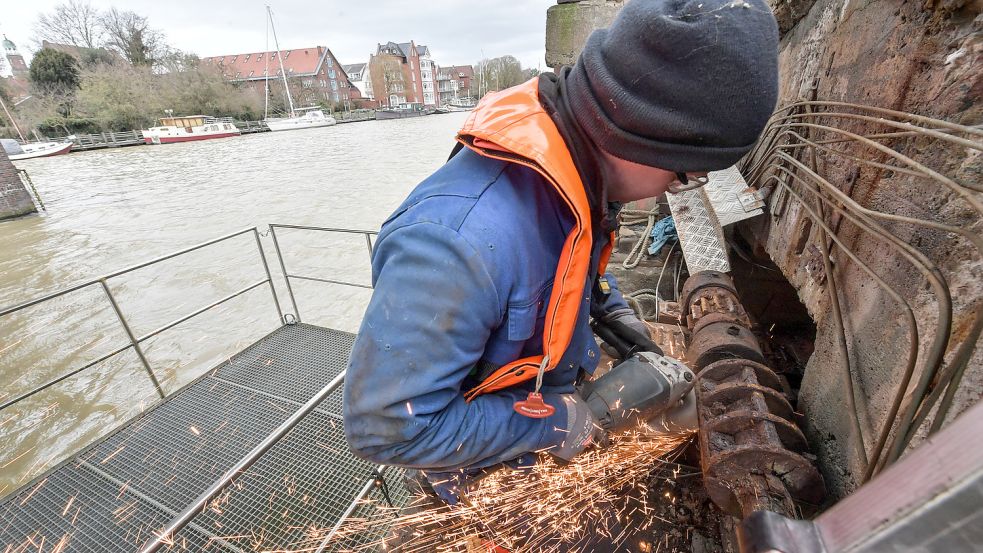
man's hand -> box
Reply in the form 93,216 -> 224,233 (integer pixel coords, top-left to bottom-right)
549,394 -> 608,463
594,308 -> 665,358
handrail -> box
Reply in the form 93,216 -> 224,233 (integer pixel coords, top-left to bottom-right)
139,369 -> 348,553
268,223 -> 377,322
0,227 -> 282,413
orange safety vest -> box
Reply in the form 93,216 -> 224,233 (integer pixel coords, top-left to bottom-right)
460,78 -> 614,401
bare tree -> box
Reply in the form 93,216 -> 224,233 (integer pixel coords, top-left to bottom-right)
100,8 -> 169,67
475,56 -> 526,96
33,0 -> 103,49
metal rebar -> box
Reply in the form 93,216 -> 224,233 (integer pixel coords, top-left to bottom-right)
771,145 -> 958,467
99,279 -> 165,399
767,168 -> 920,478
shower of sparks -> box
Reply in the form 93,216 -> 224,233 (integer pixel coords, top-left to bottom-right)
275,429 -> 693,553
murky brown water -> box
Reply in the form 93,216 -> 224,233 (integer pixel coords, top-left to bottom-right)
0,112 -> 470,497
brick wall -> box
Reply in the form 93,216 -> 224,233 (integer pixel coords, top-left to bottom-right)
0,149 -> 36,220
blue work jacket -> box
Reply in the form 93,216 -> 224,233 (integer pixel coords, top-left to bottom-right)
343,146 -> 628,471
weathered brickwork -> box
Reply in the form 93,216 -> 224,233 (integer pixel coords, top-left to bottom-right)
0,149 -> 36,220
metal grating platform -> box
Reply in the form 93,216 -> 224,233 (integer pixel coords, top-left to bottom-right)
0,323 -> 403,552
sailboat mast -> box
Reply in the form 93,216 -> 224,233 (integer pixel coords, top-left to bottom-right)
0,94 -> 25,142
267,6 -> 295,117
263,9 -> 269,120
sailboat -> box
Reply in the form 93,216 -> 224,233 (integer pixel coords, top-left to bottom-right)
262,6 -> 337,132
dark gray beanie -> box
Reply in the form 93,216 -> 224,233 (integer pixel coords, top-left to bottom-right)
566,0 -> 780,172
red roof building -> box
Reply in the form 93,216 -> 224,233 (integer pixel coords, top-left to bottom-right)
202,45 -> 363,110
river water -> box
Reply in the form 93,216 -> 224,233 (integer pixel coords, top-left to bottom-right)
0,112 -> 471,497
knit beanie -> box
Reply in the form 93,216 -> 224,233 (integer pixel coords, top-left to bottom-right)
566,0 -> 780,172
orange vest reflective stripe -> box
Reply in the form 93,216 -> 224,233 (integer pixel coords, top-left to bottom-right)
460,78 -> 615,401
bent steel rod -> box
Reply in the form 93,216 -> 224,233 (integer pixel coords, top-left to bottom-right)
766,168 -> 920,478
772,147 -> 960,466
139,370 -> 347,553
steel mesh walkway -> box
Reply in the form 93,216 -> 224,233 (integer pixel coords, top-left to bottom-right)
0,323 -> 405,552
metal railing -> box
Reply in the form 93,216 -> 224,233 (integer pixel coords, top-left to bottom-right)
138,223 -> 382,552
268,223 -> 377,322
0,227 -> 282,413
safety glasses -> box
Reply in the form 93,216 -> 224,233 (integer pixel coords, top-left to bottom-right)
668,171 -> 710,194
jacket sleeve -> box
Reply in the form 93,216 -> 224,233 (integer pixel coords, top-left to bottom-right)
591,271 -> 634,319
343,221 -> 571,471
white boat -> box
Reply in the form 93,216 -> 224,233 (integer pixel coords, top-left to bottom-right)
142,116 -> 241,145
446,97 -> 477,111
265,106 -> 337,132
261,7 -> 337,133
1,138 -> 73,160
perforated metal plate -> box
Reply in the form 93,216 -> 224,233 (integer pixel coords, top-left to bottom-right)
703,166 -> 765,227
0,324 -> 378,553
667,187 -> 731,273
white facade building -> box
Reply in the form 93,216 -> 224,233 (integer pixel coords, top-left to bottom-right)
342,62 -> 373,100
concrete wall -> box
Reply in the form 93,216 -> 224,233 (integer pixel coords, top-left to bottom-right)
545,0 -> 625,70
544,0 -> 983,502
739,0 -> 982,498
0,149 -> 35,221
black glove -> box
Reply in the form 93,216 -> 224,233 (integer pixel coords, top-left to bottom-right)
592,309 -> 665,359
549,394 -> 609,463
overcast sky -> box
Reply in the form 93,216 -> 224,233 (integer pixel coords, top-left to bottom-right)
2,0 -> 555,69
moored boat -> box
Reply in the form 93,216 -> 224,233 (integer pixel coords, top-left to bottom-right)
142,116 -> 240,145
1,138 -> 73,160
265,106 -> 337,132
375,103 -> 429,120
446,97 -> 477,111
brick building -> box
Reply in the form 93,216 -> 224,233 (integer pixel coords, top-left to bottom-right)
436,65 -> 475,105
1,36 -> 27,78
202,46 -> 366,111
367,41 -> 439,108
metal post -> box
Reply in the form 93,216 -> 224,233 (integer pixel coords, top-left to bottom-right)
269,225 -> 302,322
252,227 -> 284,322
99,279 -> 166,399
364,232 -> 374,258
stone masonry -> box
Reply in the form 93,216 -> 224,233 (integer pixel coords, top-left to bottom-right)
545,0 -> 626,70
0,148 -> 35,220
545,0 -> 983,501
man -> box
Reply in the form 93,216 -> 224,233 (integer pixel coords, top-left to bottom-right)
345,0 -> 779,502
